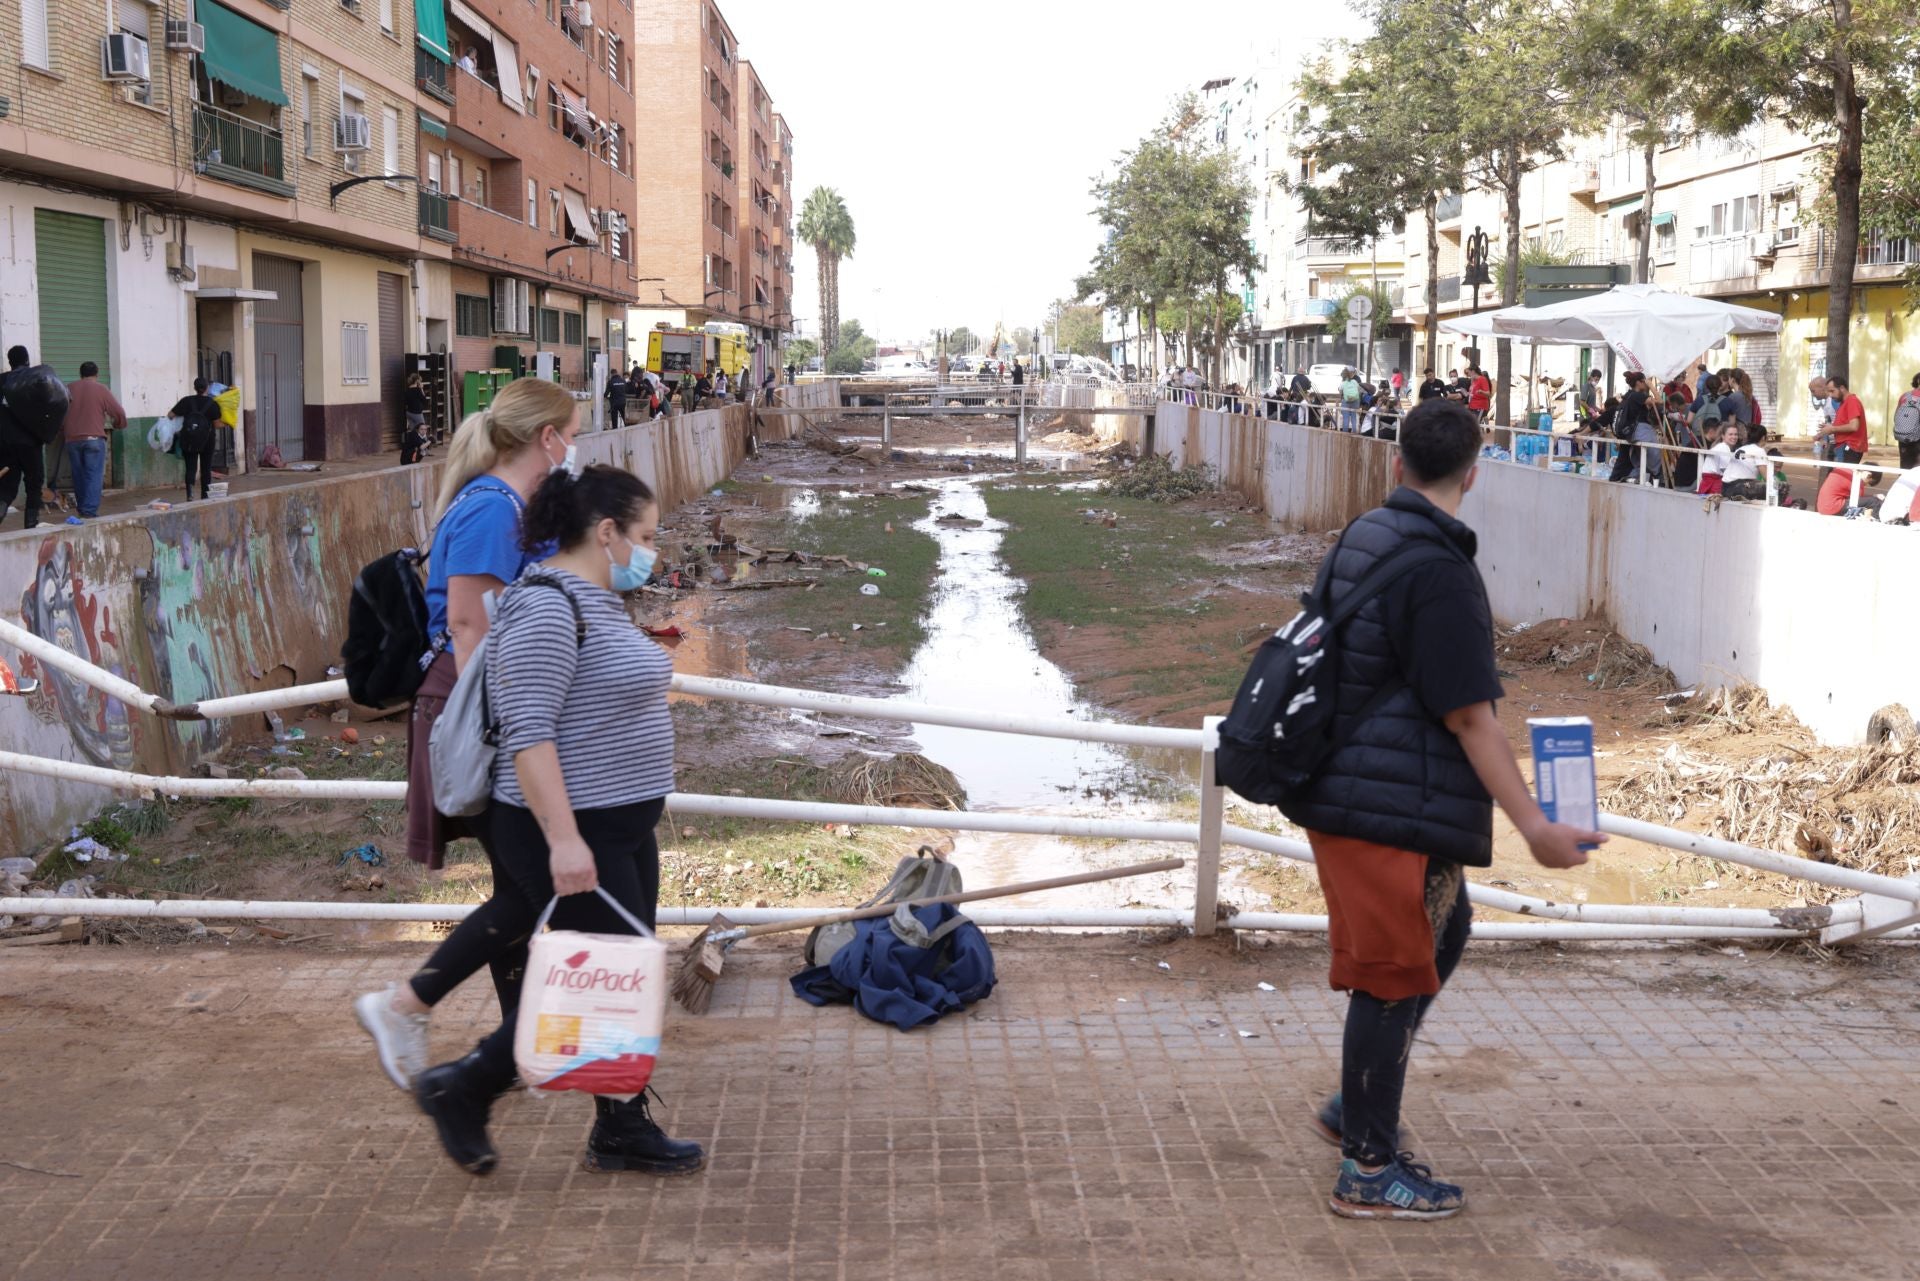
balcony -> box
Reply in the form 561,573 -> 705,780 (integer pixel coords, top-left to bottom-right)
1300,236 -> 1357,260
1436,274 -> 1461,303
417,48 -> 455,107
1435,192 -> 1463,223
192,103 -> 293,198
419,189 -> 459,244
1860,233 -> 1913,267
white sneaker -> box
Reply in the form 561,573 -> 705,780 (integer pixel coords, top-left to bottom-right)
353,985 -> 430,1090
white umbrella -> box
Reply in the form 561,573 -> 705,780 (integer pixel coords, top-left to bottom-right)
1488,283 -> 1781,381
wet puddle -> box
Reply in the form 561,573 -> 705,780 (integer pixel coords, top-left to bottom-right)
897,477 -> 1232,912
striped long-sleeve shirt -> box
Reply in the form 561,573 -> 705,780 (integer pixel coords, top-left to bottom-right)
486,569 -> 675,810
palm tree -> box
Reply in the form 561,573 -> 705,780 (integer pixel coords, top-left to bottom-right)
797,187 -> 856,358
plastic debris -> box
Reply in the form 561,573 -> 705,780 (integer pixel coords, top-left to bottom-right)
338,843 -> 386,868
0,857 -> 39,878
866,567 -> 887,577
1256,981 -> 1276,992
62,836 -> 118,864
1237,1030 -> 1259,1039
860,584 -> 880,596
1155,961 -> 1172,972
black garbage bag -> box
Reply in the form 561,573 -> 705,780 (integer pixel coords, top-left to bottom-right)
0,366 -> 71,445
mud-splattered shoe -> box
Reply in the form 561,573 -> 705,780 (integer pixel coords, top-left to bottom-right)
1329,1153 -> 1465,1221
354,985 -> 430,1089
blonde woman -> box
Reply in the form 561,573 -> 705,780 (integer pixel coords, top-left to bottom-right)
354,377 -> 579,1089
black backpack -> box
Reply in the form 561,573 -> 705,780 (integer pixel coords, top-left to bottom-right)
178,398 -> 218,453
342,548 -> 431,708
0,365 -> 70,446
1214,532 -> 1459,806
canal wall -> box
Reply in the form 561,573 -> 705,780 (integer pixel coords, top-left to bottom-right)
1144,400 -> 1913,745
0,403 -> 756,853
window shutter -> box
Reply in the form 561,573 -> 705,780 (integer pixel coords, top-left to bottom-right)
21,0 -> 49,68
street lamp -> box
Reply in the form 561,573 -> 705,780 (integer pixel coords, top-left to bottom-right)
1463,225 -> 1493,368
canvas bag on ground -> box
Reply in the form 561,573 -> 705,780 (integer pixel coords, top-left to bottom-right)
515,888 -> 667,1096
803,846 -> 962,968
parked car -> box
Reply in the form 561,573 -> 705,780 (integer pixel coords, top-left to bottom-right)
1307,363 -> 1351,396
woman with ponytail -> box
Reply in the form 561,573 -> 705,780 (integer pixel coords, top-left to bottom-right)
353,377 -> 579,1089
408,465 -> 703,1178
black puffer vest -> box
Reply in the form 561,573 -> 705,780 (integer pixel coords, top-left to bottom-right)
1278,489 -> 1495,865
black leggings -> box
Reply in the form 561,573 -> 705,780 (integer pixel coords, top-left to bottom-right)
0,440 -> 46,525
1341,875 -> 1472,1166
452,798 -> 664,1089
183,448 -> 215,498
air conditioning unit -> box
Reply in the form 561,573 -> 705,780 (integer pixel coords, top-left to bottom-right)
164,19 -> 205,52
596,209 -> 627,234
101,33 -> 150,81
1749,232 -> 1777,262
335,113 -> 371,151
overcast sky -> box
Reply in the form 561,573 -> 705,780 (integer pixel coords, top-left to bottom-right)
718,1 -> 1355,347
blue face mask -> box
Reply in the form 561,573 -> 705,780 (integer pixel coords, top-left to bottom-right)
608,537 -> 656,592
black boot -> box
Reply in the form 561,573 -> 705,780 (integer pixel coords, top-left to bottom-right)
582,1088 -> 706,1176
414,1050 -> 505,1175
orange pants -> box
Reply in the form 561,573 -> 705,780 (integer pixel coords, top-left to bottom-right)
1309,832 -> 1455,1001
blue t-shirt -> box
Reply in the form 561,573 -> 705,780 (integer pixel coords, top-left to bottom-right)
424,477 -> 535,652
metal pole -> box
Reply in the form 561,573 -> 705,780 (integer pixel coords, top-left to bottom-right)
1016,399 -> 1027,468
1192,716 -> 1224,936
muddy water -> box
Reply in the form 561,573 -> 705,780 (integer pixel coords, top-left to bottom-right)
898,478 -> 1234,912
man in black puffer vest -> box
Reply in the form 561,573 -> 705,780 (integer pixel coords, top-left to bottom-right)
1283,397 -> 1603,1223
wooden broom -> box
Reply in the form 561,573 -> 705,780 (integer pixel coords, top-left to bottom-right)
669,856 -> 1185,1014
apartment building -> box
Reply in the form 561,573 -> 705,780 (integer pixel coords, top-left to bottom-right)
627,0 -> 793,377
434,0 -> 638,403
1,0 -> 454,475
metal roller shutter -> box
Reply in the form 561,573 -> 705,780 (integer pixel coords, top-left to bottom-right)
377,272 -> 406,449
34,210 -> 112,387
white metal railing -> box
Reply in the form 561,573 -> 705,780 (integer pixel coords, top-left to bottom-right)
0,623 -> 1908,946
1165,393 -> 1908,515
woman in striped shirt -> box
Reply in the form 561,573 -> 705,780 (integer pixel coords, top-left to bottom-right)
410,464 -> 703,1179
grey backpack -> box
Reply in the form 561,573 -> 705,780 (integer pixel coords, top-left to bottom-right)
1895,396 -> 1920,444
805,846 -> 963,968
427,575 -> 585,818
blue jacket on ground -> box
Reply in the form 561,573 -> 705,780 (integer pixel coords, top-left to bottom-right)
790,903 -> 996,1030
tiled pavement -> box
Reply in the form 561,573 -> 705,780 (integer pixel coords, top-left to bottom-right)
2,934 -> 1918,1281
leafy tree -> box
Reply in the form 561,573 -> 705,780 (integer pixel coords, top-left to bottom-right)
782,337 -> 818,370
1078,95 -> 1259,382
1294,12 -> 1469,374
1720,0 -> 1917,382
1563,0 -> 1759,284
798,188 -> 856,360
825,349 -> 865,375
835,319 -> 877,369
945,326 -> 976,357
1052,304 -> 1106,357
1328,284 -> 1394,341
1491,241 -> 1577,297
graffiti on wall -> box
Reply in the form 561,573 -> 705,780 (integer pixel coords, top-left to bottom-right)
16,539 -> 137,769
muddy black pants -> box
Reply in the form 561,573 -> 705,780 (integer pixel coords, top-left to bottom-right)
0,439 -> 46,526
1340,878 -> 1471,1166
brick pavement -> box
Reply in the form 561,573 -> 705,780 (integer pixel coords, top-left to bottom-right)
2,934 -> 1918,1281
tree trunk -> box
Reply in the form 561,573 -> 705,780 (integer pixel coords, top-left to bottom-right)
1423,191 -> 1440,375
1827,0 -> 1863,384
816,247 -> 833,357
1637,135 -> 1657,284
1147,302 -> 1159,379
1183,309 -> 1194,378
1497,159 -> 1522,428
1211,288 -> 1225,388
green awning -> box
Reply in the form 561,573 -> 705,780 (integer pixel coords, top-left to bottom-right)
196,0 -> 287,106
418,111 -> 447,139
1651,211 -> 1676,228
416,0 -> 450,63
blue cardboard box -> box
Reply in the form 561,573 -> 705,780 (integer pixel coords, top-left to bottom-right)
1528,716 -> 1599,847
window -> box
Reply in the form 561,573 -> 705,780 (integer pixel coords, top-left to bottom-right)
341,322 -> 370,385
527,177 -> 537,224
1705,195 -> 1760,240
563,312 -> 583,346
604,31 -> 625,87
492,278 -> 532,334
1654,214 -> 1676,257
537,308 -> 561,343
427,151 -> 442,192
378,0 -> 392,31
471,166 -> 487,207
549,188 -> 560,235
455,294 -> 490,337
302,72 -> 319,156
449,155 -> 462,200
21,0 -> 49,70
382,105 -> 400,178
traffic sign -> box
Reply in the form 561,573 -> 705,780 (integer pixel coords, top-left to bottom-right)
1346,294 -> 1374,320
1345,319 -> 1371,345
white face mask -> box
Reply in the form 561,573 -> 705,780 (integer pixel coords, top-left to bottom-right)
546,437 -> 580,477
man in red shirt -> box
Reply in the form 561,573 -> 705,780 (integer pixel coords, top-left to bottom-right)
1816,462 -> 1882,516
1822,375 -> 1870,464
60,360 -> 127,521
